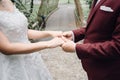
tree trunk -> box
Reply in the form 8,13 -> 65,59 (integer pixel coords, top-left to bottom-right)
74,0 -> 84,26
37,0 -> 59,29
68,0 -> 70,4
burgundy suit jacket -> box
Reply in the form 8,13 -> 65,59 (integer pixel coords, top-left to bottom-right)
73,0 -> 120,80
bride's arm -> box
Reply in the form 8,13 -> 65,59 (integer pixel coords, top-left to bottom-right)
28,29 -> 63,40
0,31 -> 64,55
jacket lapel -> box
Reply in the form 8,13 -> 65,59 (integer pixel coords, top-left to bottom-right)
87,0 -> 106,25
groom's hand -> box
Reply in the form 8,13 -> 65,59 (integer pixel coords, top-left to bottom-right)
61,39 -> 76,52
62,31 -> 73,41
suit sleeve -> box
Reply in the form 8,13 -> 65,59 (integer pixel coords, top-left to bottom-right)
75,14 -> 120,59
72,28 -> 86,42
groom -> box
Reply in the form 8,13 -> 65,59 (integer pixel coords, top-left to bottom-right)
61,0 -> 120,80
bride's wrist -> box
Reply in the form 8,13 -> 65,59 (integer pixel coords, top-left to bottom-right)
45,41 -> 51,48
45,31 -> 53,37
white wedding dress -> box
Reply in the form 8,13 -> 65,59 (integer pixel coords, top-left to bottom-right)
0,7 -> 53,80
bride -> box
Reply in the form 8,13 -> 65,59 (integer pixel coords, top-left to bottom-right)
0,0 -> 64,80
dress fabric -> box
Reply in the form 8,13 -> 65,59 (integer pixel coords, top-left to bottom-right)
0,7 -> 53,80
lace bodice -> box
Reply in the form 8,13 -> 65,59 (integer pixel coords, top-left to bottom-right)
0,7 -> 29,43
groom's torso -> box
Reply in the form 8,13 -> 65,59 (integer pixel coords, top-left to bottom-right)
82,0 -> 120,80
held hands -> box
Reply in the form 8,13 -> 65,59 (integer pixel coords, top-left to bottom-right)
47,31 -> 64,48
61,36 -> 76,52
62,31 -> 73,40
61,31 -> 76,52
47,37 -> 64,48
48,31 -> 76,52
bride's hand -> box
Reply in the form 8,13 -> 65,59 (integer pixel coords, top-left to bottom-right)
47,37 -> 65,48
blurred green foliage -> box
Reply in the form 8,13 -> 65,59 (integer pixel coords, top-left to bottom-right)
14,0 -> 59,30
86,0 -> 93,8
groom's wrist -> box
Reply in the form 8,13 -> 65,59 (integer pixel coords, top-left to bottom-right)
71,31 -> 75,41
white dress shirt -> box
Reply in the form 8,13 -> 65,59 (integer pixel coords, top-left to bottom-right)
96,0 -> 101,6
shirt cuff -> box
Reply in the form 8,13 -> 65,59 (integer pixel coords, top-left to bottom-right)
72,31 -> 75,42
71,31 -> 77,53
74,43 -> 77,53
